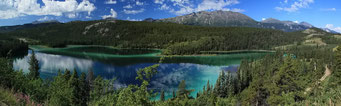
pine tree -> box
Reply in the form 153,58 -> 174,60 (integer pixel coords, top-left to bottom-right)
331,46 -> 341,86
160,90 -> 165,101
206,80 -> 211,94
177,80 -> 187,98
64,69 -> 71,80
214,71 -> 226,97
227,71 -> 235,96
79,72 -> 89,106
28,50 -> 40,80
86,69 -> 94,87
69,70 -> 80,105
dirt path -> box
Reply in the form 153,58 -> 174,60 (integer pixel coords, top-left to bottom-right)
305,65 -> 332,93
320,65 -> 332,81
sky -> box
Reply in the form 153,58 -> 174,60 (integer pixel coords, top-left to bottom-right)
0,0 -> 340,32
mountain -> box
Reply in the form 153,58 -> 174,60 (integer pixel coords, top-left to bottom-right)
321,28 -> 340,34
0,20 -> 61,33
158,10 -> 314,32
143,18 -> 157,22
259,18 -> 313,32
157,10 -> 259,27
300,22 -> 313,28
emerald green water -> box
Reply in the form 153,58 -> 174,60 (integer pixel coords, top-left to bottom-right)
13,45 -> 271,100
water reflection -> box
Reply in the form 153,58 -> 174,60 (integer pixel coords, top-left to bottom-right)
13,50 -> 262,100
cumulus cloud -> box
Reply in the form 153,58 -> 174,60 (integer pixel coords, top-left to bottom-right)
154,0 -> 165,4
224,8 -> 245,12
154,0 -> 242,15
275,0 -> 314,12
325,24 -> 341,33
136,1 -> 144,6
37,16 -> 52,21
105,0 -> 117,4
0,0 -> 96,19
123,8 -> 145,14
102,8 -> 117,19
196,0 -> 239,12
123,4 -> 133,9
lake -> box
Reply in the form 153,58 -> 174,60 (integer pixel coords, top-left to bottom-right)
12,45 -> 270,100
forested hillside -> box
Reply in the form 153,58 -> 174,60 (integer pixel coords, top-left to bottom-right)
2,20 -> 306,55
0,34 -> 28,57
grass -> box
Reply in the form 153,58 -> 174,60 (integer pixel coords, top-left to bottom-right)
0,87 -> 19,106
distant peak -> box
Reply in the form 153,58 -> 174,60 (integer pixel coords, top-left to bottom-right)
261,18 -> 281,23
31,20 -> 60,24
299,21 -> 313,28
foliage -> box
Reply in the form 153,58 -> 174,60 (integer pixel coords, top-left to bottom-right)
0,35 -> 28,57
0,87 -> 20,106
28,50 -> 40,80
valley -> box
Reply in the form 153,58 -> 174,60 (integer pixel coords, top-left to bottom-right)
0,10 -> 341,106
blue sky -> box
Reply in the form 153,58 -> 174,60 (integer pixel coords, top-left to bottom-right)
0,0 -> 340,32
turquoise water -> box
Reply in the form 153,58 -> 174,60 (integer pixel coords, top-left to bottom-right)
13,46 -> 270,100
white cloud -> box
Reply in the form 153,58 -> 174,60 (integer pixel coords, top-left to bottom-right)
123,4 -> 133,9
196,0 -> 239,12
123,8 -> 145,14
136,1 -> 144,6
326,24 -> 341,33
275,0 -> 314,12
102,8 -> 117,19
105,0 -> 117,4
85,16 -> 92,19
0,0 -> 96,19
160,4 -> 170,10
154,0 -> 165,4
262,18 -> 266,21
229,8 -> 245,12
38,16 -> 53,21
321,8 -> 336,11
294,21 -> 299,23
154,0 -> 241,15
66,13 -> 77,18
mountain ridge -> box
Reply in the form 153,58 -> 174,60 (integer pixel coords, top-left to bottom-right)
0,20 -> 61,33
155,10 -> 314,32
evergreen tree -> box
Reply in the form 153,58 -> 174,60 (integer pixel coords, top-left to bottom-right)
214,71 -> 226,97
63,69 -> 71,80
86,69 -> 94,88
79,72 -> 89,106
160,90 -> 165,101
206,80 -> 211,94
69,70 -> 81,105
331,46 -> 341,86
176,80 -> 193,99
28,50 -> 40,80
48,69 -> 73,105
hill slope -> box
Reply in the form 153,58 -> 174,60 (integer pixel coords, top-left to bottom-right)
2,20 -> 306,55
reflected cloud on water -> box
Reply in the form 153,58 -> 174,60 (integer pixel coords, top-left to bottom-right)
13,51 -> 239,99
